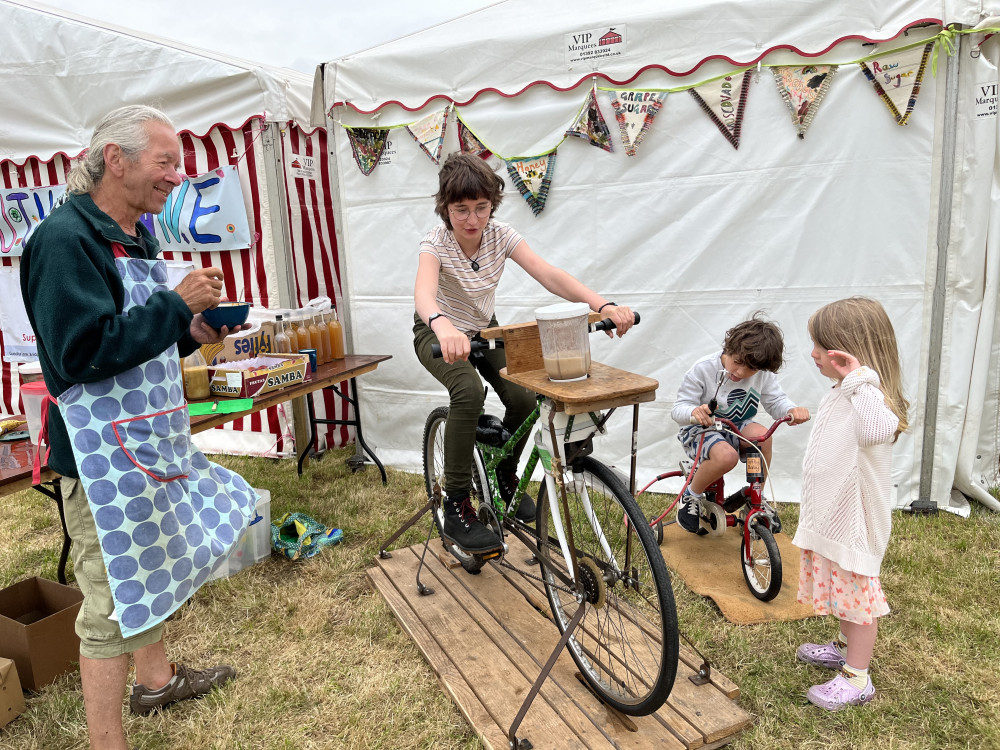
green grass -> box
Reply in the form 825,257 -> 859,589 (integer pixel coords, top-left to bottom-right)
1,447 -> 998,749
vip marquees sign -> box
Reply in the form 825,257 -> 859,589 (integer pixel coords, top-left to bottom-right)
0,164 -> 252,257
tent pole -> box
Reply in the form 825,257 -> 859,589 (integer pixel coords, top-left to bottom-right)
260,120 -> 311,461
916,31 -> 964,514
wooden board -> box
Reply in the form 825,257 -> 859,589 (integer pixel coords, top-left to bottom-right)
368,542 -> 752,749
502,362 -> 658,415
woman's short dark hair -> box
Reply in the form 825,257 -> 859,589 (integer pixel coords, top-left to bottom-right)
434,153 -> 504,230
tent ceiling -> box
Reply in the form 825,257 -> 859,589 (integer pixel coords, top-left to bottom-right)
1,0 -> 313,164
322,0 -> 984,113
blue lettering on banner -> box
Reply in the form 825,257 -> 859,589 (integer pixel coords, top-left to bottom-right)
0,164 -> 252,257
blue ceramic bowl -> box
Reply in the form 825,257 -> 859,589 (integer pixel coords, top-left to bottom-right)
201,302 -> 250,330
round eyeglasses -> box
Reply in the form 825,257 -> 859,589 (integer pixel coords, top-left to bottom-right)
448,204 -> 492,220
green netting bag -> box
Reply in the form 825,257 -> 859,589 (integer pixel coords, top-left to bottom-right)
270,512 -> 343,560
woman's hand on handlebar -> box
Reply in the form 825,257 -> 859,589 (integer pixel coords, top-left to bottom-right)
602,304 -> 634,338
787,406 -> 811,425
431,318 -> 470,364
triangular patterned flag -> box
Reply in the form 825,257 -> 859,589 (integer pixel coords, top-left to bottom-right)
688,72 -> 752,149
346,127 -> 390,176
456,118 -> 492,159
566,88 -> 613,152
506,152 -> 557,217
858,42 -> 933,126
608,90 -> 666,156
406,107 -> 450,164
772,65 -> 838,138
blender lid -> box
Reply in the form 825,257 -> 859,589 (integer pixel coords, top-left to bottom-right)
534,301 -> 590,320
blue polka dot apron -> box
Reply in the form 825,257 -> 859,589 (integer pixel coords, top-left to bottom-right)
55,244 -> 257,638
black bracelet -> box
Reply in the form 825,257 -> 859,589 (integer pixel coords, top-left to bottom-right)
597,302 -> 617,313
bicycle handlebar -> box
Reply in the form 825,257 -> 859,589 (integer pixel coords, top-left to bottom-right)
699,414 -> 792,442
430,311 -> 641,358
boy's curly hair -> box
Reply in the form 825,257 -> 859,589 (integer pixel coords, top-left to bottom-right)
722,312 -> 784,372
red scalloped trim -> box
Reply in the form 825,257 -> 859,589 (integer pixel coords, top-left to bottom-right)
331,20 -> 943,114
1,114 -> 325,167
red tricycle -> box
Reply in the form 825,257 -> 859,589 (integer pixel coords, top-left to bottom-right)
640,416 -> 790,601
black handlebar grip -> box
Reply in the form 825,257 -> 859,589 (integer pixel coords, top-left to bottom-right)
431,340 -> 503,358
592,311 -> 641,331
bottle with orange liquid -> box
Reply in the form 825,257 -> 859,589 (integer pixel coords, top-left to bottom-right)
318,311 -> 334,364
294,311 -> 311,353
328,307 -> 345,359
308,313 -> 326,364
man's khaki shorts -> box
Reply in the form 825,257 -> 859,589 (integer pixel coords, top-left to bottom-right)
62,477 -> 164,659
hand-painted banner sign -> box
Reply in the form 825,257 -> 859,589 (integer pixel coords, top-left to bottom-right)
0,165 -> 251,257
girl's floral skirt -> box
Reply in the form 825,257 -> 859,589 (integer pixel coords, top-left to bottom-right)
797,549 -> 890,625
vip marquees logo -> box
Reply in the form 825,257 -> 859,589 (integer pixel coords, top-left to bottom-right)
565,24 -> 627,64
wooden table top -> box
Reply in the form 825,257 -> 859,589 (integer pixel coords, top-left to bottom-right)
501,362 -> 658,415
0,353 -> 392,497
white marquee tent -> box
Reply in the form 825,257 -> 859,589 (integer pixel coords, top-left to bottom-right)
314,0 -> 1000,514
0,0 -> 354,458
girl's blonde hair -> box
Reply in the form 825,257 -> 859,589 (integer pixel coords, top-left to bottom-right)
808,297 -> 909,439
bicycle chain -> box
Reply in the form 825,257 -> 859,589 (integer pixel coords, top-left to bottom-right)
491,521 -> 578,596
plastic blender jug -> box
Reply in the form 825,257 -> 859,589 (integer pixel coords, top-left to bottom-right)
535,302 -> 591,382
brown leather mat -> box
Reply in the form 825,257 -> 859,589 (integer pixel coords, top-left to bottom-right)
659,519 -> 819,625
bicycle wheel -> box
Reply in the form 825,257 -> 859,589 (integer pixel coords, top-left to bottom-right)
741,519 -> 782,601
535,456 -> 678,716
422,407 -> 493,574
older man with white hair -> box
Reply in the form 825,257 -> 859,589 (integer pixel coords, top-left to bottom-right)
21,105 -> 254,750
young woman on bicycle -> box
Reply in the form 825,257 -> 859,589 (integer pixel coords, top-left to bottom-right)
413,153 -> 634,553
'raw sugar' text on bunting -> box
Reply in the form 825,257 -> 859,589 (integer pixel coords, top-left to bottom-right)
772,65 -> 838,139
859,42 -> 934,126
689,72 -> 752,149
607,89 -> 666,157
406,107 -> 451,165
346,126 -> 391,176
506,153 -> 557,217
565,88 -> 613,152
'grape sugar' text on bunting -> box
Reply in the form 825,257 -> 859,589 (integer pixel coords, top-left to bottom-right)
608,90 -> 666,156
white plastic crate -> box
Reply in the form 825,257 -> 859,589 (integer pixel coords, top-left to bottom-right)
209,489 -> 272,581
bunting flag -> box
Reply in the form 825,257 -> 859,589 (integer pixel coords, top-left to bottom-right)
406,107 -> 450,164
689,72 -> 752,149
566,88 -> 614,152
608,90 -> 666,156
456,118 -> 493,159
858,42 -> 934,126
506,152 -> 557,217
772,65 -> 838,138
346,126 -> 390,175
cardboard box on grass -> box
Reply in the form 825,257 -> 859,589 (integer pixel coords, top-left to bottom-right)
207,354 -> 310,399
0,657 -> 26,729
199,320 -> 275,366
0,577 -> 83,691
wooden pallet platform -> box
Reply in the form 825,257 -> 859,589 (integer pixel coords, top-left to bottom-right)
368,540 -> 752,749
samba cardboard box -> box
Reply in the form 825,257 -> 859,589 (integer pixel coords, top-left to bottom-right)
207,354 -> 310,398
0,577 -> 83,692
199,321 -> 275,366
0,657 -> 25,729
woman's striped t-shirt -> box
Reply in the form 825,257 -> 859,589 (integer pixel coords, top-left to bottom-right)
419,220 -> 523,336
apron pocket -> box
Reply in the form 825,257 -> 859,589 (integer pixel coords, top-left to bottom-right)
111,406 -> 191,482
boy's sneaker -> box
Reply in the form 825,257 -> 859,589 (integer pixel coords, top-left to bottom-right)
796,640 -> 846,670
676,490 -> 708,535
441,493 -> 502,553
497,471 -> 536,523
806,670 -> 875,711
130,662 -> 236,715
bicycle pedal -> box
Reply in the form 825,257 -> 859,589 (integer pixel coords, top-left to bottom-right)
481,549 -> 502,561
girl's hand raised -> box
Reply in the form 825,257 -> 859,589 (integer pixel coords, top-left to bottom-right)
827,349 -> 861,379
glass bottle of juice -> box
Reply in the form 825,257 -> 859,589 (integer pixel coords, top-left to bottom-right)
318,311 -> 334,364
308,313 -> 326,364
294,312 -> 311,353
273,314 -> 292,354
328,307 -> 345,359
181,348 -> 211,401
